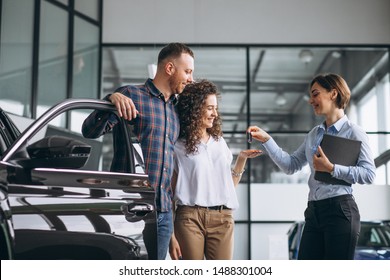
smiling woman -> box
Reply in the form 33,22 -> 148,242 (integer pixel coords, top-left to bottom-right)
248,73 -> 377,260
169,80 -> 262,260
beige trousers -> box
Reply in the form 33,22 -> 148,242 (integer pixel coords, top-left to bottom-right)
174,205 -> 234,260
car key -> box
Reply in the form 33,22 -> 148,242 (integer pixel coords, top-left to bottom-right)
247,131 -> 252,143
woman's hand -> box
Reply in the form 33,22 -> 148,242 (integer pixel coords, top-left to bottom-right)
239,149 -> 263,159
313,146 -> 334,173
247,126 -> 271,143
169,235 -> 182,260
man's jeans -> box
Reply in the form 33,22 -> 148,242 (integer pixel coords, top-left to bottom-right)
157,211 -> 173,260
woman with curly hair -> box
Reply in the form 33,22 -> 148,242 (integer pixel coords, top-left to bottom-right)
169,80 -> 262,260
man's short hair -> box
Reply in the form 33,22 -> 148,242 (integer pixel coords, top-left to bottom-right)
157,43 -> 194,66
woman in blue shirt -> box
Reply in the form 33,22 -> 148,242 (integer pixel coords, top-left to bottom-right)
248,73 -> 376,260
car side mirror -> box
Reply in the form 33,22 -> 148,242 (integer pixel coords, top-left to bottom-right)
25,135 -> 91,169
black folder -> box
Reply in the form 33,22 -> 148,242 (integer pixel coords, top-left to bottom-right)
314,134 -> 361,186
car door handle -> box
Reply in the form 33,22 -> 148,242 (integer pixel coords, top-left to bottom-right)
123,203 -> 154,222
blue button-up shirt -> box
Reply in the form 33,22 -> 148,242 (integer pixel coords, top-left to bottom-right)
82,79 -> 179,212
262,115 -> 376,201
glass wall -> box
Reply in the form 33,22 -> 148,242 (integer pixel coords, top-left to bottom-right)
0,0 -> 101,129
102,45 -> 390,259
37,1 -> 69,119
72,16 -> 100,100
102,45 -> 390,186
75,0 -> 99,21
0,0 -> 34,117
358,72 -> 390,185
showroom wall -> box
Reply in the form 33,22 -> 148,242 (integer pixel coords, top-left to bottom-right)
102,0 -> 390,44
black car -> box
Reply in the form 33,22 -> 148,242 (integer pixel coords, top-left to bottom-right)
0,107 -> 19,259
0,99 -> 157,259
287,220 -> 390,260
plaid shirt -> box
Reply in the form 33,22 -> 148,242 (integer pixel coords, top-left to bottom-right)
82,79 -> 179,212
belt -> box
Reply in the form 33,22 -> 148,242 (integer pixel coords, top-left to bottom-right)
194,205 -> 230,211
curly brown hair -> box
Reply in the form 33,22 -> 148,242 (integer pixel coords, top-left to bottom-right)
178,79 -> 223,155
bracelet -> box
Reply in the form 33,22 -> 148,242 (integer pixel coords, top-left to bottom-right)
231,168 -> 245,177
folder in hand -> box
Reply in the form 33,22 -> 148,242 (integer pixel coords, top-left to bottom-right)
314,134 -> 361,186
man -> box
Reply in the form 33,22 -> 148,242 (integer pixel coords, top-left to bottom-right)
82,43 -> 194,260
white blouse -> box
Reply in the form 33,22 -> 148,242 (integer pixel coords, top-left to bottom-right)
173,136 -> 239,210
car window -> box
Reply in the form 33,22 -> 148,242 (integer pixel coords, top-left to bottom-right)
359,224 -> 390,247
0,129 -> 6,157
370,228 -> 381,244
384,226 -> 390,243
288,224 -> 298,249
376,225 -> 390,247
7,107 -> 146,175
0,109 -> 21,157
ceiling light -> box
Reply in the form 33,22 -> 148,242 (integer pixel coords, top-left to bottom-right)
275,93 -> 287,106
331,51 -> 342,59
299,49 -> 313,64
281,123 -> 290,130
257,85 -> 275,91
222,84 -> 246,91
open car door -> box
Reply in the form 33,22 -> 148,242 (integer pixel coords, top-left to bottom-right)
0,99 -> 157,260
